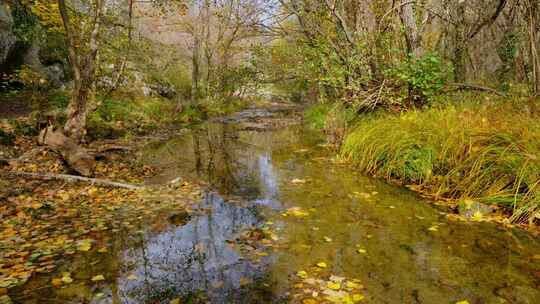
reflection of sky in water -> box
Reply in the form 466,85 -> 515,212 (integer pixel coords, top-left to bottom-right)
254,153 -> 281,209
107,193 -> 266,304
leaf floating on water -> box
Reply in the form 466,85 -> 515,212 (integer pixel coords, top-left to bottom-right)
302,299 -> 318,304
352,294 -> 365,302
356,249 -> 367,254
127,274 -> 138,281
284,207 -> 309,217
297,271 -> 308,279
427,226 -> 438,232
291,178 -> 307,184
60,273 -> 73,284
91,275 -> 105,282
323,236 -> 333,243
51,278 -> 62,287
329,275 -> 345,282
97,247 -> 108,253
455,301 -> 470,304
76,239 -> 93,252
94,293 -> 105,299
316,262 -> 327,268
239,277 -> 252,286
346,281 -> 363,289
170,298 -> 181,304
471,211 -> 484,222
327,282 -> 341,290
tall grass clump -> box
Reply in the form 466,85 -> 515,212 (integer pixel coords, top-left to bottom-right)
341,98 -> 540,223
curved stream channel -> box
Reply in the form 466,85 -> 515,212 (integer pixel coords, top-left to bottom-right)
11,108 -> 540,303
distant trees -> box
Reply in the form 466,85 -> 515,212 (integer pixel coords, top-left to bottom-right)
267,0 -> 540,106
183,0 -> 266,102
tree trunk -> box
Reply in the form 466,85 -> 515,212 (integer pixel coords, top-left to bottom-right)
527,0 -> 540,94
38,126 -> 95,176
58,0 -> 104,142
399,0 -> 423,57
453,2 -> 467,83
192,35 -> 200,104
64,80 -> 94,141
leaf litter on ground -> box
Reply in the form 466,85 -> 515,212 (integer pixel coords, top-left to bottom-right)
0,142 -> 203,291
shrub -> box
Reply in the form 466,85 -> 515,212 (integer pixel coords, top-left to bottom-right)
389,53 -> 451,104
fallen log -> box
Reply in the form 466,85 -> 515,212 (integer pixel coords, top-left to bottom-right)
448,83 -> 506,97
38,126 -> 95,176
1,170 -> 142,190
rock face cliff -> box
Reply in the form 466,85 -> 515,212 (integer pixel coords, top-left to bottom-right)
0,2 -> 66,87
0,2 -> 17,73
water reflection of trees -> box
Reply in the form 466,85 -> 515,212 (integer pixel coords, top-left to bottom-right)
113,193 -> 266,303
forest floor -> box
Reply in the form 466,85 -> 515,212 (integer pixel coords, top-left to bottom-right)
0,98 -> 204,293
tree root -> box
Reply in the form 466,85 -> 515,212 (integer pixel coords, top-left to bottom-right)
1,170 -> 142,190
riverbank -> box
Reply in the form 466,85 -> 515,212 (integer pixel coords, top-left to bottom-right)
305,94 -> 540,229
0,93 -> 288,294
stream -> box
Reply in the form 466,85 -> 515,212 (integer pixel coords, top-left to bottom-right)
9,107 -> 540,303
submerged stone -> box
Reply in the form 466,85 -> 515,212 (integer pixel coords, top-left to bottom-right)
458,199 -> 494,219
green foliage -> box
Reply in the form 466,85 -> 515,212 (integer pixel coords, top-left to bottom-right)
12,1 -> 39,43
304,104 -> 332,130
87,96 -> 176,139
10,119 -> 39,136
390,53 -> 451,102
0,129 -> 15,145
342,97 -> 540,223
177,104 -> 206,123
47,90 -> 70,109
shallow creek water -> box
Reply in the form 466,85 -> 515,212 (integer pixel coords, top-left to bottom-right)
10,108 -> 540,303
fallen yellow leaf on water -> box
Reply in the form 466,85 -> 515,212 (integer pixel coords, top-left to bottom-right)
97,247 -> 108,253
239,277 -> 252,286
297,271 -> 308,279
316,262 -> 327,268
352,294 -> 365,302
91,275 -> 105,282
302,298 -> 318,304
356,249 -> 367,254
346,281 -> 362,289
127,274 -> 138,281
284,207 -> 309,217
291,179 -> 307,184
455,301 -> 470,304
170,298 -> 181,304
428,226 -> 438,232
323,236 -> 332,242
77,239 -> 93,252
61,274 -> 73,284
471,211 -> 483,222
327,282 -> 340,290
51,278 -> 62,287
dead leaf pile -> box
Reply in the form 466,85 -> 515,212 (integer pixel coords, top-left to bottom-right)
0,174 -> 202,291
229,222 -> 280,263
291,270 -> 366,304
